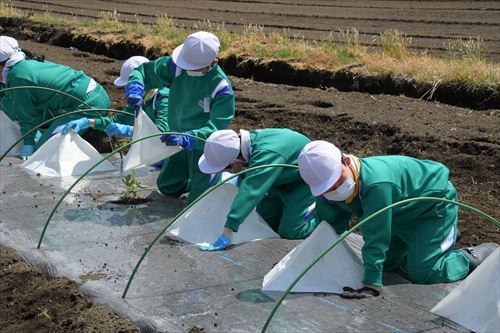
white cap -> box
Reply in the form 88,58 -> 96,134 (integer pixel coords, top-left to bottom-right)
172,31 -> 220,70
114,56 -> 149,86
298,140 -> 342,196
198,130 -> 240,174
0,36 -> 20,63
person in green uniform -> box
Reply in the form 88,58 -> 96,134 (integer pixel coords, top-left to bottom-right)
124,31 -> 235,203
196,128 -> 319,251
298,140 -> 498,298
0,35 -> 111,159
60,56 -> 169,137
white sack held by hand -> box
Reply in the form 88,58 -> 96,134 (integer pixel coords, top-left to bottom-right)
122,108 -> 182,171
22,131 -> 115,177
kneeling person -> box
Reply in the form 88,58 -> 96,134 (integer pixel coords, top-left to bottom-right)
198,128 -> 320,251
298,140 -> 498,298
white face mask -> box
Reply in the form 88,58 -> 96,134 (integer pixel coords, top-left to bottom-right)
323,178 -> 355,202
186,70 -> 205,77
186,65 -> 212,77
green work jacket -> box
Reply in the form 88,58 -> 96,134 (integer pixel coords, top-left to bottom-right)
128,56 -> 235,149
316,156 -> 451,286
2,59 -> 97,144
225,129 -> 311,231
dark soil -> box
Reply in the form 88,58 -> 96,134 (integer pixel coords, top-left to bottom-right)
0,17 -> 498,110
111,198 -> 151,205
0,245 -> 139,333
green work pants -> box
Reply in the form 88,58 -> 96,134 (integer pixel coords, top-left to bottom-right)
384,181 -> 470,284
256,181 -> 319,239
156,147 -> 216,204
35,84 -> 110,149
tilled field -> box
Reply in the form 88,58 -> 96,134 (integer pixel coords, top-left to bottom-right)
9,0 -> 500,60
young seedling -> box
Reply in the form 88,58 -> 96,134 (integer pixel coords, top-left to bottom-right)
120,170 -> 141,202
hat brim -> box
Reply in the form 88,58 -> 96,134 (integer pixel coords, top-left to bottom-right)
309,169 -> 341,197
114,77 -> 128,87
198,154 -> 225,175
172,43 -> 213,71
172,43 -> 196,71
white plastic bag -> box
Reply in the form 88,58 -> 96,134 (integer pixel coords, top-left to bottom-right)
22,131 -> 115,177
0,111 -> 23,156
262,221 -> 364,293
168,183 -> 280,245
431,247 -> 500,333
122,109 -> 182,171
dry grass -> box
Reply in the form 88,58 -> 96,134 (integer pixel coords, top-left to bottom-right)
1,2 -> 498,91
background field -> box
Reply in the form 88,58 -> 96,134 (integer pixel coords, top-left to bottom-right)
9,0 -> 500,60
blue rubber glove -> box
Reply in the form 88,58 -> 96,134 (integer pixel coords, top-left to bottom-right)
151,159 -> 165,169
124,82 -> 144,107
160,131 -> 197,151
60,118 -> 90,135
105,123 -> 133,137
199,235 -> 232,251
20,144 -> 34,161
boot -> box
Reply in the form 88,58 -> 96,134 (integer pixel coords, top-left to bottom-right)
458,243 -> 498,271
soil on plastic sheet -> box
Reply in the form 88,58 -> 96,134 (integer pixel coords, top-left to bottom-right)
0,245 -> 140,333
0,39 -> 498,331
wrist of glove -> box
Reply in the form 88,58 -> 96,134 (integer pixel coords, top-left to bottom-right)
340,286 -> 380,299
60,118 -> 90,135
125,82 -> 144,107
160,131 -> 197,151
105,123 -> 133,137
20,144 -> 34,160
199,235 -> 232,251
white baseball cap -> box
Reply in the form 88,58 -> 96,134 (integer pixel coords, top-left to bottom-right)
0,36 -> 20,63
198,130 -> 240,174
172,31 -> 220,70
298,140 -> 343,196
114,56 -> 149,86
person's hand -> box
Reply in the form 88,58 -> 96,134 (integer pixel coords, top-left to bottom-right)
105,123 -> 133,137
60,118 -> 90,135
199,234 -> 232,251
20,144 -> 34,161
151,159 -> 165,169
160,131 -> 197,151
340,285 -> 380,299
124,82 -> 144,107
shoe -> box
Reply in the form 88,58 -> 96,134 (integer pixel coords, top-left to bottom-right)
458,243 -> 498,271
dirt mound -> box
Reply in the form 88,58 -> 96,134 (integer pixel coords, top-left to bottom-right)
0,245 -> 139,333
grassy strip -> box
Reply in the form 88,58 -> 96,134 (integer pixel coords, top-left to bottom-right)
1,2 -> 499,91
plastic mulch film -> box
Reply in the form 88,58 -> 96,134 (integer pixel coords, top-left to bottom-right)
0,156 -> 473,332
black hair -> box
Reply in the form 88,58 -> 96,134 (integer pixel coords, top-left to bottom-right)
21,49 -> 45,62
341,153 -> 347,166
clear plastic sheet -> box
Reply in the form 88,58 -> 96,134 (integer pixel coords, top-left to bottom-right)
0,156 -> 468,332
